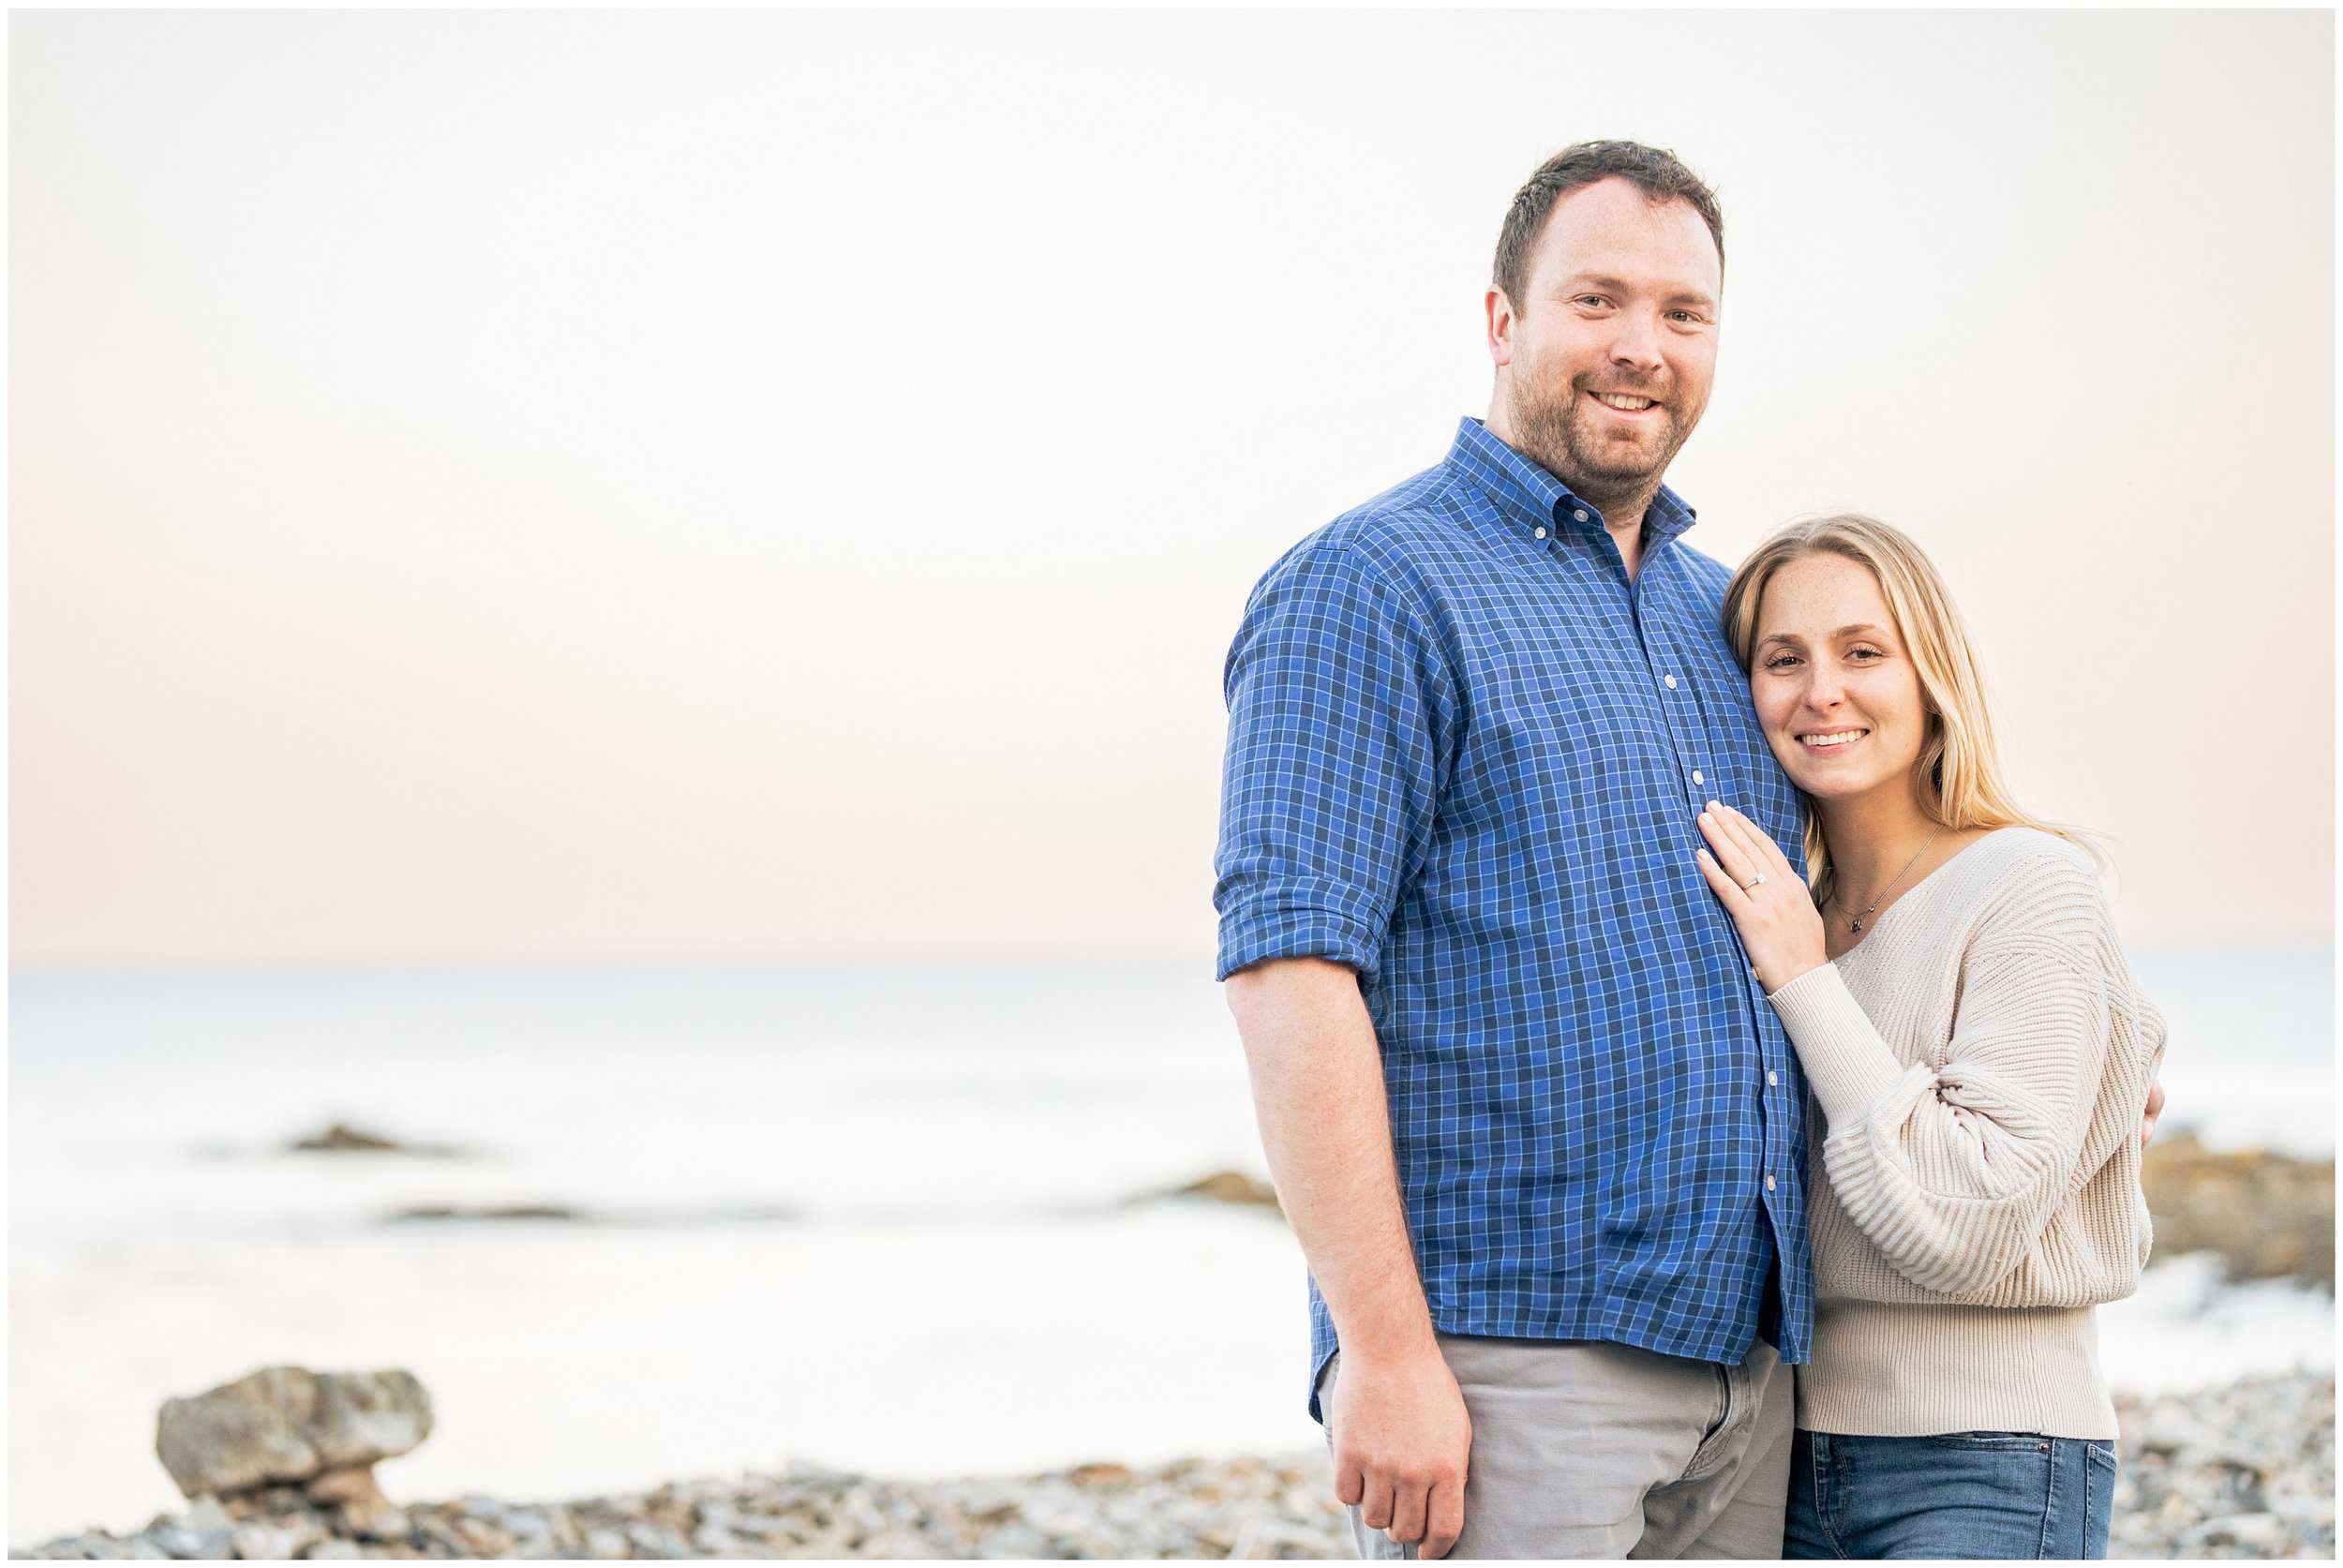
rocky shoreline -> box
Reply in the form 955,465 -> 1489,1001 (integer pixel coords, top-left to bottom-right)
18,1136 -> 2331,1560
2139,1132 -> 2334,1291
216,1122 -> 2343,1290
17,1369 -> 2332,1561
1158,1132 -> 2338,1294
2111,1373 -> 2336,1560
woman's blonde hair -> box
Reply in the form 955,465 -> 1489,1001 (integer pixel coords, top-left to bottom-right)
1719,512 -> 2104,910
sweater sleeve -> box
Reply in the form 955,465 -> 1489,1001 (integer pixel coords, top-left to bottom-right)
1763,863 -> 2125,1297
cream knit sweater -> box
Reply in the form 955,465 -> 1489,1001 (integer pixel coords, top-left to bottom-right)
1762,827 -> 2168,1440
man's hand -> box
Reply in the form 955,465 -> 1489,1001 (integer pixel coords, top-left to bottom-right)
1328,1342 -> 1472,1560
2141,1077 -> 2165,1149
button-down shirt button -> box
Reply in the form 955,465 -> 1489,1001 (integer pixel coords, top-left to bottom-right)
1533,527 -> 1547,540
1765,1173 -> 1778,1192
1664,674 -> 1679,690
1692,769 -> 1704,785
1768,1070 -> 1780,1087
1573,509 -> 1589,523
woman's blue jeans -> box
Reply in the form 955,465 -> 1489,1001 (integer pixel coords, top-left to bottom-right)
1784,1428 -> 2118,1559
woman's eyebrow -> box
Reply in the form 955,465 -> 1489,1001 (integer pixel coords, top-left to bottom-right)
1757,623 -> 1890,647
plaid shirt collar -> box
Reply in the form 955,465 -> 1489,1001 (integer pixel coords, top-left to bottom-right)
1445,414 -> 1699,554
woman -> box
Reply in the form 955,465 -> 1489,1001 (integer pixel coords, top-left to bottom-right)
1690,514 -> 2167,1560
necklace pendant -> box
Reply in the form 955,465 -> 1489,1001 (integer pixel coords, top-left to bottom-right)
1850,918 -> 1864,933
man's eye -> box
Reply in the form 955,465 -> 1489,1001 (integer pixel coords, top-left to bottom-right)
1574,294 -> 1608,308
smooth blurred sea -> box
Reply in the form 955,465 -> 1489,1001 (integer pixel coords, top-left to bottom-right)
8,950 -> 2333,1546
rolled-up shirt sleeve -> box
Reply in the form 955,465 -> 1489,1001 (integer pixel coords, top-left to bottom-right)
1213,540 -> 1454,985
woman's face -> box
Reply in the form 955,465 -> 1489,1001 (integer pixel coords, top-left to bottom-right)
1749,553 -> 1930,806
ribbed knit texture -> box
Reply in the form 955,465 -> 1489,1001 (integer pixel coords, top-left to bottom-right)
1762,827 -> 2169,1439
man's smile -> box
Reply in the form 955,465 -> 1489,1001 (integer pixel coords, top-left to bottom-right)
1585,388 -> 1664,419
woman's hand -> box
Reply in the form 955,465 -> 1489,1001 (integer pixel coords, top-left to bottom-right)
1694,800 -> 1828,994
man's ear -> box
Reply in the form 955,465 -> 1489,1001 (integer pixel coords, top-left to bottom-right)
1485,288 -> 1515,369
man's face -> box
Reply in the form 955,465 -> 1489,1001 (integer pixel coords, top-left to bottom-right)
1489,177 -> 1723,504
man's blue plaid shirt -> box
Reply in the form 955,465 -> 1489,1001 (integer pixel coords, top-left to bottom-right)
1215,417 -> 1814,1422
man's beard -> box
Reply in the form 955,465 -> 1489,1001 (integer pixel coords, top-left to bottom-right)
1507,372 -> 1688,509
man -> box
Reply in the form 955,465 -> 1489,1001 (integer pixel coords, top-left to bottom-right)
1213,141 -> 1808,1561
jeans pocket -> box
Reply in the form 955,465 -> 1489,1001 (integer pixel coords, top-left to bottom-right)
2085,1439 -> 2119,1474
1926,1430 -> 2052,1453
1835,1434 -> 2061,1558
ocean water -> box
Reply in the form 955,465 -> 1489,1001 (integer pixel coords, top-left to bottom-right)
7,952 -> 2332,1546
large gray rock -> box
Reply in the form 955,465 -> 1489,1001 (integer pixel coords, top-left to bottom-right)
153,1366 -> 432,1499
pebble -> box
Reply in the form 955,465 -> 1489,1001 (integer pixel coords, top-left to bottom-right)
14,1370 -> 2330,1559
2111,1370 -> 2336,1561
140,1525 -> 220,1560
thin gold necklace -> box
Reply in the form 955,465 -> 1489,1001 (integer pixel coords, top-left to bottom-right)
1833,827 -> 1942,933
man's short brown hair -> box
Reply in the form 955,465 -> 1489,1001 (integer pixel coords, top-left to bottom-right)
1492,141 -> 1724,311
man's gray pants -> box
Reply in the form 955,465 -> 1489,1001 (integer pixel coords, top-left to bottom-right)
1317,1332 -> 1794,1561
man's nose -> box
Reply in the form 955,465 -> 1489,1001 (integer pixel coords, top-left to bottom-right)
1608,313 -> 1664,376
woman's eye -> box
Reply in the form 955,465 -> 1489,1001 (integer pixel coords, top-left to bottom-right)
1763,655 -> 1801,671
1847,647 -> 1885,662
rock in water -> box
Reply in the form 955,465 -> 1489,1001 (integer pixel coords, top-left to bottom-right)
291,1123 -> 408,1153
1171,1171 -> 1282,1210
287,1122 -> 467,1157
2142,1132 -> 2336,1290
155,1366 -> 431,1499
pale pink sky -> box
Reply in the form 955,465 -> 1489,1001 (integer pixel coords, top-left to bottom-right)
11,8 -> 2333,963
